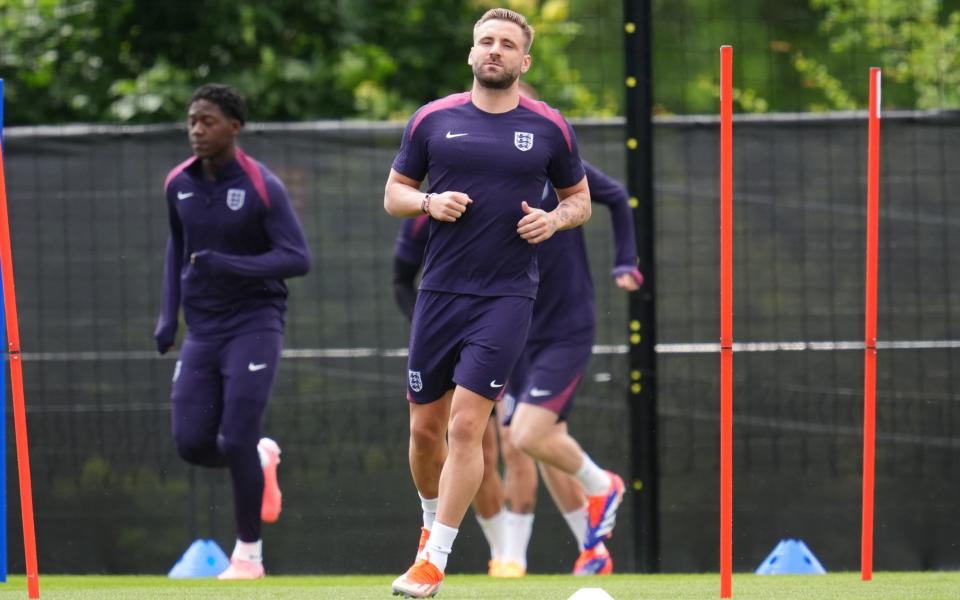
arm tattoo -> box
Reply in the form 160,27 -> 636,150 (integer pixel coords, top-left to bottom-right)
554,193 -> 589,230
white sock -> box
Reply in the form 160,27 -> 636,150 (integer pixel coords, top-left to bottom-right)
419,493 -> 438,530
475,509 -> 506,561
232,539 -> 263,563
502,511 -> 534,568
257,444 -> 269,468
563,505 -> 589,551
574,455 -> 611,496
423,521 -> 458,573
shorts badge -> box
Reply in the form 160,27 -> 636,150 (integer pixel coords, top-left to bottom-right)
408,370 -> 423,392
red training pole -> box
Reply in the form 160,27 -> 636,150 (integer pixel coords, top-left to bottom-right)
0,139 -> 41,599
861,66 -> 881,583
719,44 -> 734,600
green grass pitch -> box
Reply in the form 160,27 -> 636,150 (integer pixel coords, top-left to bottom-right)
0,573 -> 958,600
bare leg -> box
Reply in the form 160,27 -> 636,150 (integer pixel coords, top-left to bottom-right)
408,390 -> 453,498
500,421 -> 539,513
496,415 -> 539,575
538,424 -> 587,514
472,417 -> 504,518
472,418 -> 507,572
510,403 -> 585,474
435,386 -> 496,529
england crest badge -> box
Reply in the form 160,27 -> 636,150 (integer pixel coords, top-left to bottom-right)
514,131 -> 534,151
226,188 -> 246,211
408,370 -> 423,392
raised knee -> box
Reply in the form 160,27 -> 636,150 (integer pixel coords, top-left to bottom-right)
509,426 -> 541,457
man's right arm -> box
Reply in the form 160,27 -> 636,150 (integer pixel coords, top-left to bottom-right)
154,196 -> 183,355
384,169 -> 473,221
384,169 -> 428,217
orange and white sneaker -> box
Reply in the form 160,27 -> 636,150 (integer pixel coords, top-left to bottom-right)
585,471 -> 625,549
259,438 -> 282,523
491,560 -> 525,578
391,559 -> 444,598
573,543 -> 613,576
217,557 -> 265,580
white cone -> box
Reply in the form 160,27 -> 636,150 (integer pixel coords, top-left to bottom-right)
568,588 -> 615,600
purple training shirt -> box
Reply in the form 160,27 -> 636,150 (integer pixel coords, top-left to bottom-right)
394,161 -> 638,342
155,148 -> 310,344
392,92 -> 585,299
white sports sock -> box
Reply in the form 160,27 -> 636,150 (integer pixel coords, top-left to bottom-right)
502,511 -> 534,568
232,539 -> 263,563
419,493 -> 438,530
257,444 -> 269,468
423,521 -> 458,573
476,510 -> 506,561
574,454 -> 611,496
563,505 -> 588,551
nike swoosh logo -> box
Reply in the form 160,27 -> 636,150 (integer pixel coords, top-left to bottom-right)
446,132 -> 469,139
248,362 -> 268,372
490,380 -> 504,388
177,191 -> 194,200
529,388 -> 552,398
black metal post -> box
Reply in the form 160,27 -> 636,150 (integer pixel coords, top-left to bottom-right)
623,0 -> 659,573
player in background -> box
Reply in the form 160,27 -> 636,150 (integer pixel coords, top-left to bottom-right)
154,84 -> 311,580
384,8 -> 592,597
495,84 -> 643,577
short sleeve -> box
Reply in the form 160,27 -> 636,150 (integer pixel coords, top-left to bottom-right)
392,108 -> 429,182
546,118 -> 586,190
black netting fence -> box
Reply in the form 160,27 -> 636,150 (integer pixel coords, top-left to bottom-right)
2,111 -> 959,574
655,111 -> 960,572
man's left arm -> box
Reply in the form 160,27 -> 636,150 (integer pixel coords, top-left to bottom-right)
195,177 -> 311,279
518,119 -> 591,244
517,176 -> 590,244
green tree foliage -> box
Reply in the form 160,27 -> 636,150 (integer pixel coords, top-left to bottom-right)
505,0 -> 617,116
652,0 -> 821,114
795,0 -> 960,110
5,0 -> 955,122
651,0 -> 959,114
0,0 -> 607,125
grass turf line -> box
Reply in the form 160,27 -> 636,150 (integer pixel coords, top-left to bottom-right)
0,572 -> 957,599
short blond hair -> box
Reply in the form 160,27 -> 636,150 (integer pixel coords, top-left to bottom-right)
474,8 -> 535,53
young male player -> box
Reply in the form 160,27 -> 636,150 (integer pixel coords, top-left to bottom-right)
384,8 -> 595,597
154,83 -> 311,580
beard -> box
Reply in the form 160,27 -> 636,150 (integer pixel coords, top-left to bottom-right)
472,61 -> 520,90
